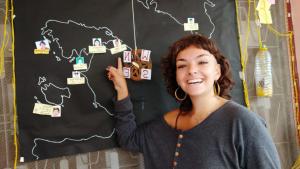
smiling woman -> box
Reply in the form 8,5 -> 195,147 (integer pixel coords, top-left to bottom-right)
107,34 -> 281,169
161,35 -> 234,113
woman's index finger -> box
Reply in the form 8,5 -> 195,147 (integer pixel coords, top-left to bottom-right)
117,57 -> 123,72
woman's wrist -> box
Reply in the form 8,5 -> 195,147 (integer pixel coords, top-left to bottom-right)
117,89 -> 129,101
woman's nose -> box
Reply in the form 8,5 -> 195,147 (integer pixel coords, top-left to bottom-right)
188,65 -> 198,75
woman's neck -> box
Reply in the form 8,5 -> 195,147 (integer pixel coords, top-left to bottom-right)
173,94 -> 227,131
189,93 -> 225,117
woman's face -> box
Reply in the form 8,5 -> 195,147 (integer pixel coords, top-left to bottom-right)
176,45 -> 220,98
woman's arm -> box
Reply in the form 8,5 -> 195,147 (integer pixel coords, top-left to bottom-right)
114,96 -> 143,152
107,58 -> 143,152
244,119 -> 281,169
106,57 -> 128,101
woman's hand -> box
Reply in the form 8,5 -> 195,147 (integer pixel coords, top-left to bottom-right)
106,57 -> 129,100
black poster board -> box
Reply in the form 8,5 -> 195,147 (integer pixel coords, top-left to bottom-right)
14,0 -> 244,161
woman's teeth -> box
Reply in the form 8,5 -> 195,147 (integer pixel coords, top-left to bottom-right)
187,79 -> 202,84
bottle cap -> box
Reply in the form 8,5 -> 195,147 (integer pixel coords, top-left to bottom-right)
260,44 -> 268,51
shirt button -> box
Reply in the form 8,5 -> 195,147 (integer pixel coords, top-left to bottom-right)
176,143 -> 181,148
175,152 -> 179,157
178,134 -> 183,139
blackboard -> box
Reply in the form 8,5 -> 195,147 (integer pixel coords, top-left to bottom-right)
14,0 -> 244,161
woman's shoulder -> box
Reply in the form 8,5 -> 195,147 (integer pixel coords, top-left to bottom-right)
222,100 -> 266,127
163,108 -> 180,129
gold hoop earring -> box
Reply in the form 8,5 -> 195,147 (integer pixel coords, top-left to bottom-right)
175,87 -> 187,101
214,81 -> 220,96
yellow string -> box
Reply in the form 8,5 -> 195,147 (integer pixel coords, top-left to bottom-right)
253,0 -> 263,48
235,0 -> 251,108
10,0 -> 18,167
267,24 -> 291,37
0,0 -> 9,77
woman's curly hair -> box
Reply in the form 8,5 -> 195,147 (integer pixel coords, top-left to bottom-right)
161,34 -> 235,112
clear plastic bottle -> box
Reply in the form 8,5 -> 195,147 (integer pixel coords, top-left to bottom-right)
254,46 -> 273,97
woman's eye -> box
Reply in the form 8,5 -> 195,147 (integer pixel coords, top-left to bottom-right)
177,65 -> 186,69
199,61 -> 208,64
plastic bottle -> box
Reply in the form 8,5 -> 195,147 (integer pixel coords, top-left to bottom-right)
254,46 -> 273,97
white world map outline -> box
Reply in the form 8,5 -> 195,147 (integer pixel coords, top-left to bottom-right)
37,76 -> 71,106
32,129 -> 116,160
39,21 -> 120,115
30,0 -> 216,160
136,0 -> 216,38
204,0 -> 216,39
32,19 -> 122,159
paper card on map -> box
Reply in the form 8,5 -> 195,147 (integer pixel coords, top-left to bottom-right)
88,46 -> 107,53
33,103 -> 53,116
184,17 -> 199,31
123,51 -> 132,63
110,44 -> 127,54
141,68 -> 151,80
123,67 -> 131,78
141,50 -> 151,62
34,49 -> 50,54
67,77 -> 85,85
184,23 -> 199,31
73,63 -> 87,70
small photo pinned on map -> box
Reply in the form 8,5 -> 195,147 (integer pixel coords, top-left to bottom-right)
72,71 -> 81,78
187,17 -> 195,24
93,38 -> 102,46
51,105 -> 61,117
76,56 -> 85,64
113,39 -> 121,48
110,39 -> 127,54
88,38 -> 106,54
34,40 -> 50,54
35,40 -> 50,50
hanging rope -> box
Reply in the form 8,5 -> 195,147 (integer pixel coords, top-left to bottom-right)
8,0 -> 19,167
235,0 -> 251,108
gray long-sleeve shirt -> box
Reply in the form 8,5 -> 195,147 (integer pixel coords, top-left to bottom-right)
114,97 -> 281,169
